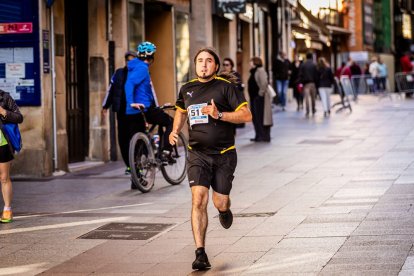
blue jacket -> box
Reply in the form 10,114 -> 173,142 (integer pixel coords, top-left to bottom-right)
124,58 -> 155,115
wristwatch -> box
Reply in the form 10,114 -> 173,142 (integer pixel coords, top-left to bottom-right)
217,112 -> 223,120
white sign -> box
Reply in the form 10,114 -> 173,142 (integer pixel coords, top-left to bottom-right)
0,48 -> 13,63
350,51 -> 369,62
6,63 -> 25,78
0,81 -> 16,94
14,47 -> 33,63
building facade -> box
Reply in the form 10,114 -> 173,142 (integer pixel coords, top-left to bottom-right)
1,0 -> 273,177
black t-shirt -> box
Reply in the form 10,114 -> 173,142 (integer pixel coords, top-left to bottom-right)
176,77 -> 248,154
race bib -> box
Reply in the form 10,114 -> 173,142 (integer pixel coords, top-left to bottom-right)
188,103 -> 208,127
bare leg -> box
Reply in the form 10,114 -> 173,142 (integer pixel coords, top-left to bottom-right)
212,191 -> 230,212
0,162 -> 12,207
191,186 -> 209,248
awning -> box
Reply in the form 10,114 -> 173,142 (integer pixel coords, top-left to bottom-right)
294,2 -> 331,41
327,25 -> 351,35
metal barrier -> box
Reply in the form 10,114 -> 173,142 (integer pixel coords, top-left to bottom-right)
350,74 -> 390,95
395,72 -> 414,93
331,76 -> 352,113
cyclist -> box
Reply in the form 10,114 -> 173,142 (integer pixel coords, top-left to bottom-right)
102,51 -> 137,175
124,41 -> 174,188
169,47 -> 252,270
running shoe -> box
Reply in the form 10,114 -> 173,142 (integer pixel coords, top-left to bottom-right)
1,210 -> 13,223
125,167 -> 131,175
192,248 -> 211,270
219,209 -> 233,229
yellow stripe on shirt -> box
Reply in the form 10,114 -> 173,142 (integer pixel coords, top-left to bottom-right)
235,102 -> 248,111
175,105 -> 187,113
220,145 -> 235,154
214,76 -> 231,83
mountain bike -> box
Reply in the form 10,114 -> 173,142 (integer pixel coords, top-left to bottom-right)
128,105 -> 188,193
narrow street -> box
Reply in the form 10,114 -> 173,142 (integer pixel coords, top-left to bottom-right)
2,94 -> 414,275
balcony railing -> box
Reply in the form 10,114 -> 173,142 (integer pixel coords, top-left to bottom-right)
318,7 -> 344,27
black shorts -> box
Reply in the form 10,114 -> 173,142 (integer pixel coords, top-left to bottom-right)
0,145 -> 13,163
187,149 -> 237,195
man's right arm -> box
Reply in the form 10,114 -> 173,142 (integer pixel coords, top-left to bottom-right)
169,110 -> 187,145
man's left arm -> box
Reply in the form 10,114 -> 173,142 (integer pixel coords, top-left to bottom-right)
220,105 -> 252,124
202,99 -> 252,124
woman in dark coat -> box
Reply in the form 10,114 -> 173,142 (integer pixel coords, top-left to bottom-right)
0,90 -> 23,223
248,57 -> 272,142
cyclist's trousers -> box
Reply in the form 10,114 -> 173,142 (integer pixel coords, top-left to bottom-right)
118,113 -> 145,167
145,108 -> 173,152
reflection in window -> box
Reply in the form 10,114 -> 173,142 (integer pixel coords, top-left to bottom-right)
128,2 -> 143,51
175,12 -> 190,90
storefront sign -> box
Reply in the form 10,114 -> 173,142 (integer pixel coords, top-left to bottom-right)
403,13 -> 412,39
348,2 -> 356,47
363,0 -> 374,45
0,23 -> 33,34
350,51 -> 369,62
215,0 -> 246,14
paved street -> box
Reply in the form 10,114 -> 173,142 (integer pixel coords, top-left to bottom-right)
3,94 -> 414,275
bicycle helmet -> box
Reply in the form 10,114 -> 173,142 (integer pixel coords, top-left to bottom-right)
137,41 -> 157,59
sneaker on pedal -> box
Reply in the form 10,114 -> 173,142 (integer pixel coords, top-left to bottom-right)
219,209 -> 233,229
161,150 -> 176,165
192,248 -> 211,270
125,167 -> 131,175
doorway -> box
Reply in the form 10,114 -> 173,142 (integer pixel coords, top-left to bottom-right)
65,0 -> 89,162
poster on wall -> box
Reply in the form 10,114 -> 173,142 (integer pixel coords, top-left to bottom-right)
0,47 -> 36,102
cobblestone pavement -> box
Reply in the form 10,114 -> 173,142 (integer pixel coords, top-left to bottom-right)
2,94 -> 414,275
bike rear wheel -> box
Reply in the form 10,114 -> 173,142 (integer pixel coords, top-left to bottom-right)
129,132 -> 156,193
161,132 -> 188,185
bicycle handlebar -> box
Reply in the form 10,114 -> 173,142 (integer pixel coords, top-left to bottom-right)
130,103 -> 176,111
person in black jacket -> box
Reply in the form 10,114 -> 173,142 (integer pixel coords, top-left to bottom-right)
298,52 -> 319,117
273,52 -> 291,111
0,90 -> 23,223
102,51 -> 143,175
289,55 -> 303,111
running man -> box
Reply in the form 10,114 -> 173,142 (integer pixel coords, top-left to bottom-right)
169,47 -> 252,270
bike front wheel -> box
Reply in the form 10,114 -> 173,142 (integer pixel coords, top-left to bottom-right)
161,132 -> 188,185
129,132 -> 156,193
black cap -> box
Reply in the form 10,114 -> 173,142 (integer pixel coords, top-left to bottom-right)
124,50 -> 137,59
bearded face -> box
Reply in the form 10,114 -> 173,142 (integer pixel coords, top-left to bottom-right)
195,51 -> 218,81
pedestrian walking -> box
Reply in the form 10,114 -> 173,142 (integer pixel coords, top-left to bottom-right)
102,51 -> 137,175
400,51 -> 413,73
350,61 -> 362,96
400,52 -> 414,97
289,55 -> 303,111
273,51 -> 290,110
378,57 -> 388,92
317,57 -> 335,117
335,62 -> 346,79
248,56 -> 273,142
0,90 -> 23,223
298,52 -> 319,117
168,47 -> 252,270
369,56 -> 380,93
124,41 -> 174,189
